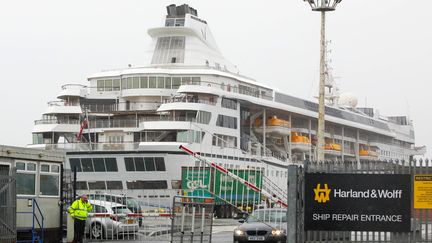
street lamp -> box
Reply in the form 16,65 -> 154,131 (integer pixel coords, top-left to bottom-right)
303,0 -> 342,162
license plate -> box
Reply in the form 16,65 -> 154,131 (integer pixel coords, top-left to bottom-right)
248,236 -> 265,241
126,219 -> 134,224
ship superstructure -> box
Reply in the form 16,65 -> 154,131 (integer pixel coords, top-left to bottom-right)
30,4 -> 425,199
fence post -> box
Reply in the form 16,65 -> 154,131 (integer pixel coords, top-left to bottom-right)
287,165 -> 299,243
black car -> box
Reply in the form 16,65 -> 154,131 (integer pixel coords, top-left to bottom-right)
233,208 -> 287,243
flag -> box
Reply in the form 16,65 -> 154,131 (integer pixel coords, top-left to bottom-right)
76,113 -> 88,141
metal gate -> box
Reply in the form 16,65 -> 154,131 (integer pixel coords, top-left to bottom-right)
0,165 -> 17,243
287,159 -> 432,243
171,196 -> 214,243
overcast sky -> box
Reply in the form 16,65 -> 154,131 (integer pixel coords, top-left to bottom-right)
0,0 -> 430,158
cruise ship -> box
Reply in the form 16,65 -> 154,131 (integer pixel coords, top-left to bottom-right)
30,4 -> 425,200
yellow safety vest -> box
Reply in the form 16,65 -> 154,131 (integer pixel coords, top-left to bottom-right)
69,199 -> 93,221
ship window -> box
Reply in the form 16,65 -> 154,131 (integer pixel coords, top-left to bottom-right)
105,79 -> 113,91
171,57 -> 177,63
165,18 -> 175,27
149,77 -> 157,88
127,77 -> 133,89
216,115 -> 237,129
113,79 -> 120,91
134,157 -> 145,171
165,77 -> 172,89
106,181 -> 123,189
221,98 -> 237,110
192,77 -> 201,85
97,80 -> 104,91
157,77 -> 165,88
69,158 -> 82,172
93,158 -> 106,172
140,76 -> 148,88
76,181 -> 88,190
172,77 -> 181,89
121,78 -> 127,89
133,77 -> 140,89
88,181 -> 106,190
182,77 -> 191,85
125,158 -> 135,171
155,157 -> 166,171
197,111 -> 211,124
81,158 -> 93,172
126,180 -> 168,190
105,158 -> 118,172
144,158 -> 156,171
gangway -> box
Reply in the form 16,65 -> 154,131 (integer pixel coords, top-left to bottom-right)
179,145 -> 288,209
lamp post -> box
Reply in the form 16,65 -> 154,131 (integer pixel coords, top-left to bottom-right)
303,0 -> 342,162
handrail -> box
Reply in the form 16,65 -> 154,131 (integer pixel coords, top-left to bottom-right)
33,199 -> 45,240
16,198 -> 44,243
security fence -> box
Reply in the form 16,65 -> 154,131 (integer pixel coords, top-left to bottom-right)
68,190 -> 175,242
287,159 -> 432,243
0,165 -> 16,243
171,196 -> 214,243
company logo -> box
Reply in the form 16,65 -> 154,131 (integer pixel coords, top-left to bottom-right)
187,180 -> 207,190
314,183 -> 331,203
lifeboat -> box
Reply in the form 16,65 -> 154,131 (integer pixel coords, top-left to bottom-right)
324,143 -> 342,151
291,132 -> 311,152
359,145 -> 379,159
254,116 -> 291,136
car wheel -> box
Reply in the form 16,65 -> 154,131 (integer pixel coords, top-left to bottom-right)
90,223 -> 104,239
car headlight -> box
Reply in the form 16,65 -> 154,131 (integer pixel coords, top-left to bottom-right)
271,229 -> 283,236
234,229 -> 244,236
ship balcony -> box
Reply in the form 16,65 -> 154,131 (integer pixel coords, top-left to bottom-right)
139,118 -> 197,130
177,81 -> 274,101
88,119 -> 139,129
121,88 -> 173,98
57,84 -> 86,99
33,119 -> 80,133
83,102 -> 161,113
158,100 -> 216,112
28,142 -> 140,151
44,101 -> 82,115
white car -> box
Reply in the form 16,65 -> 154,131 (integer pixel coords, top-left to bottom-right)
86,200 -> 139,239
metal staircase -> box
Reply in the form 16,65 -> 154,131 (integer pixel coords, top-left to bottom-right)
16,199 -> 45,243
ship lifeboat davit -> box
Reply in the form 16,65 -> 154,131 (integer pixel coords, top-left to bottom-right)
254,116 -> 291,136
291,132 -> 311,152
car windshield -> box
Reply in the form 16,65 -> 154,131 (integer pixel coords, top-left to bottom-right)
247,209 -> 287,223
111,206 -> 132,214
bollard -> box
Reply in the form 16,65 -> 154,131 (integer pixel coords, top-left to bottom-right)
66,213 -> 74,242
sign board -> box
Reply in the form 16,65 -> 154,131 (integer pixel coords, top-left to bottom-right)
304,173 -> 411,232
414,174 -> 432,209
181,167 -> 262,204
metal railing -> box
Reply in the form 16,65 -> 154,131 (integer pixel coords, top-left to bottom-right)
0,167 -> 16,243
34,119 -> 79,125
16,198 -> 45,243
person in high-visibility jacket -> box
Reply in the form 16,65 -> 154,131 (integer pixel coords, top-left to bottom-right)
69,195 -> 92,243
